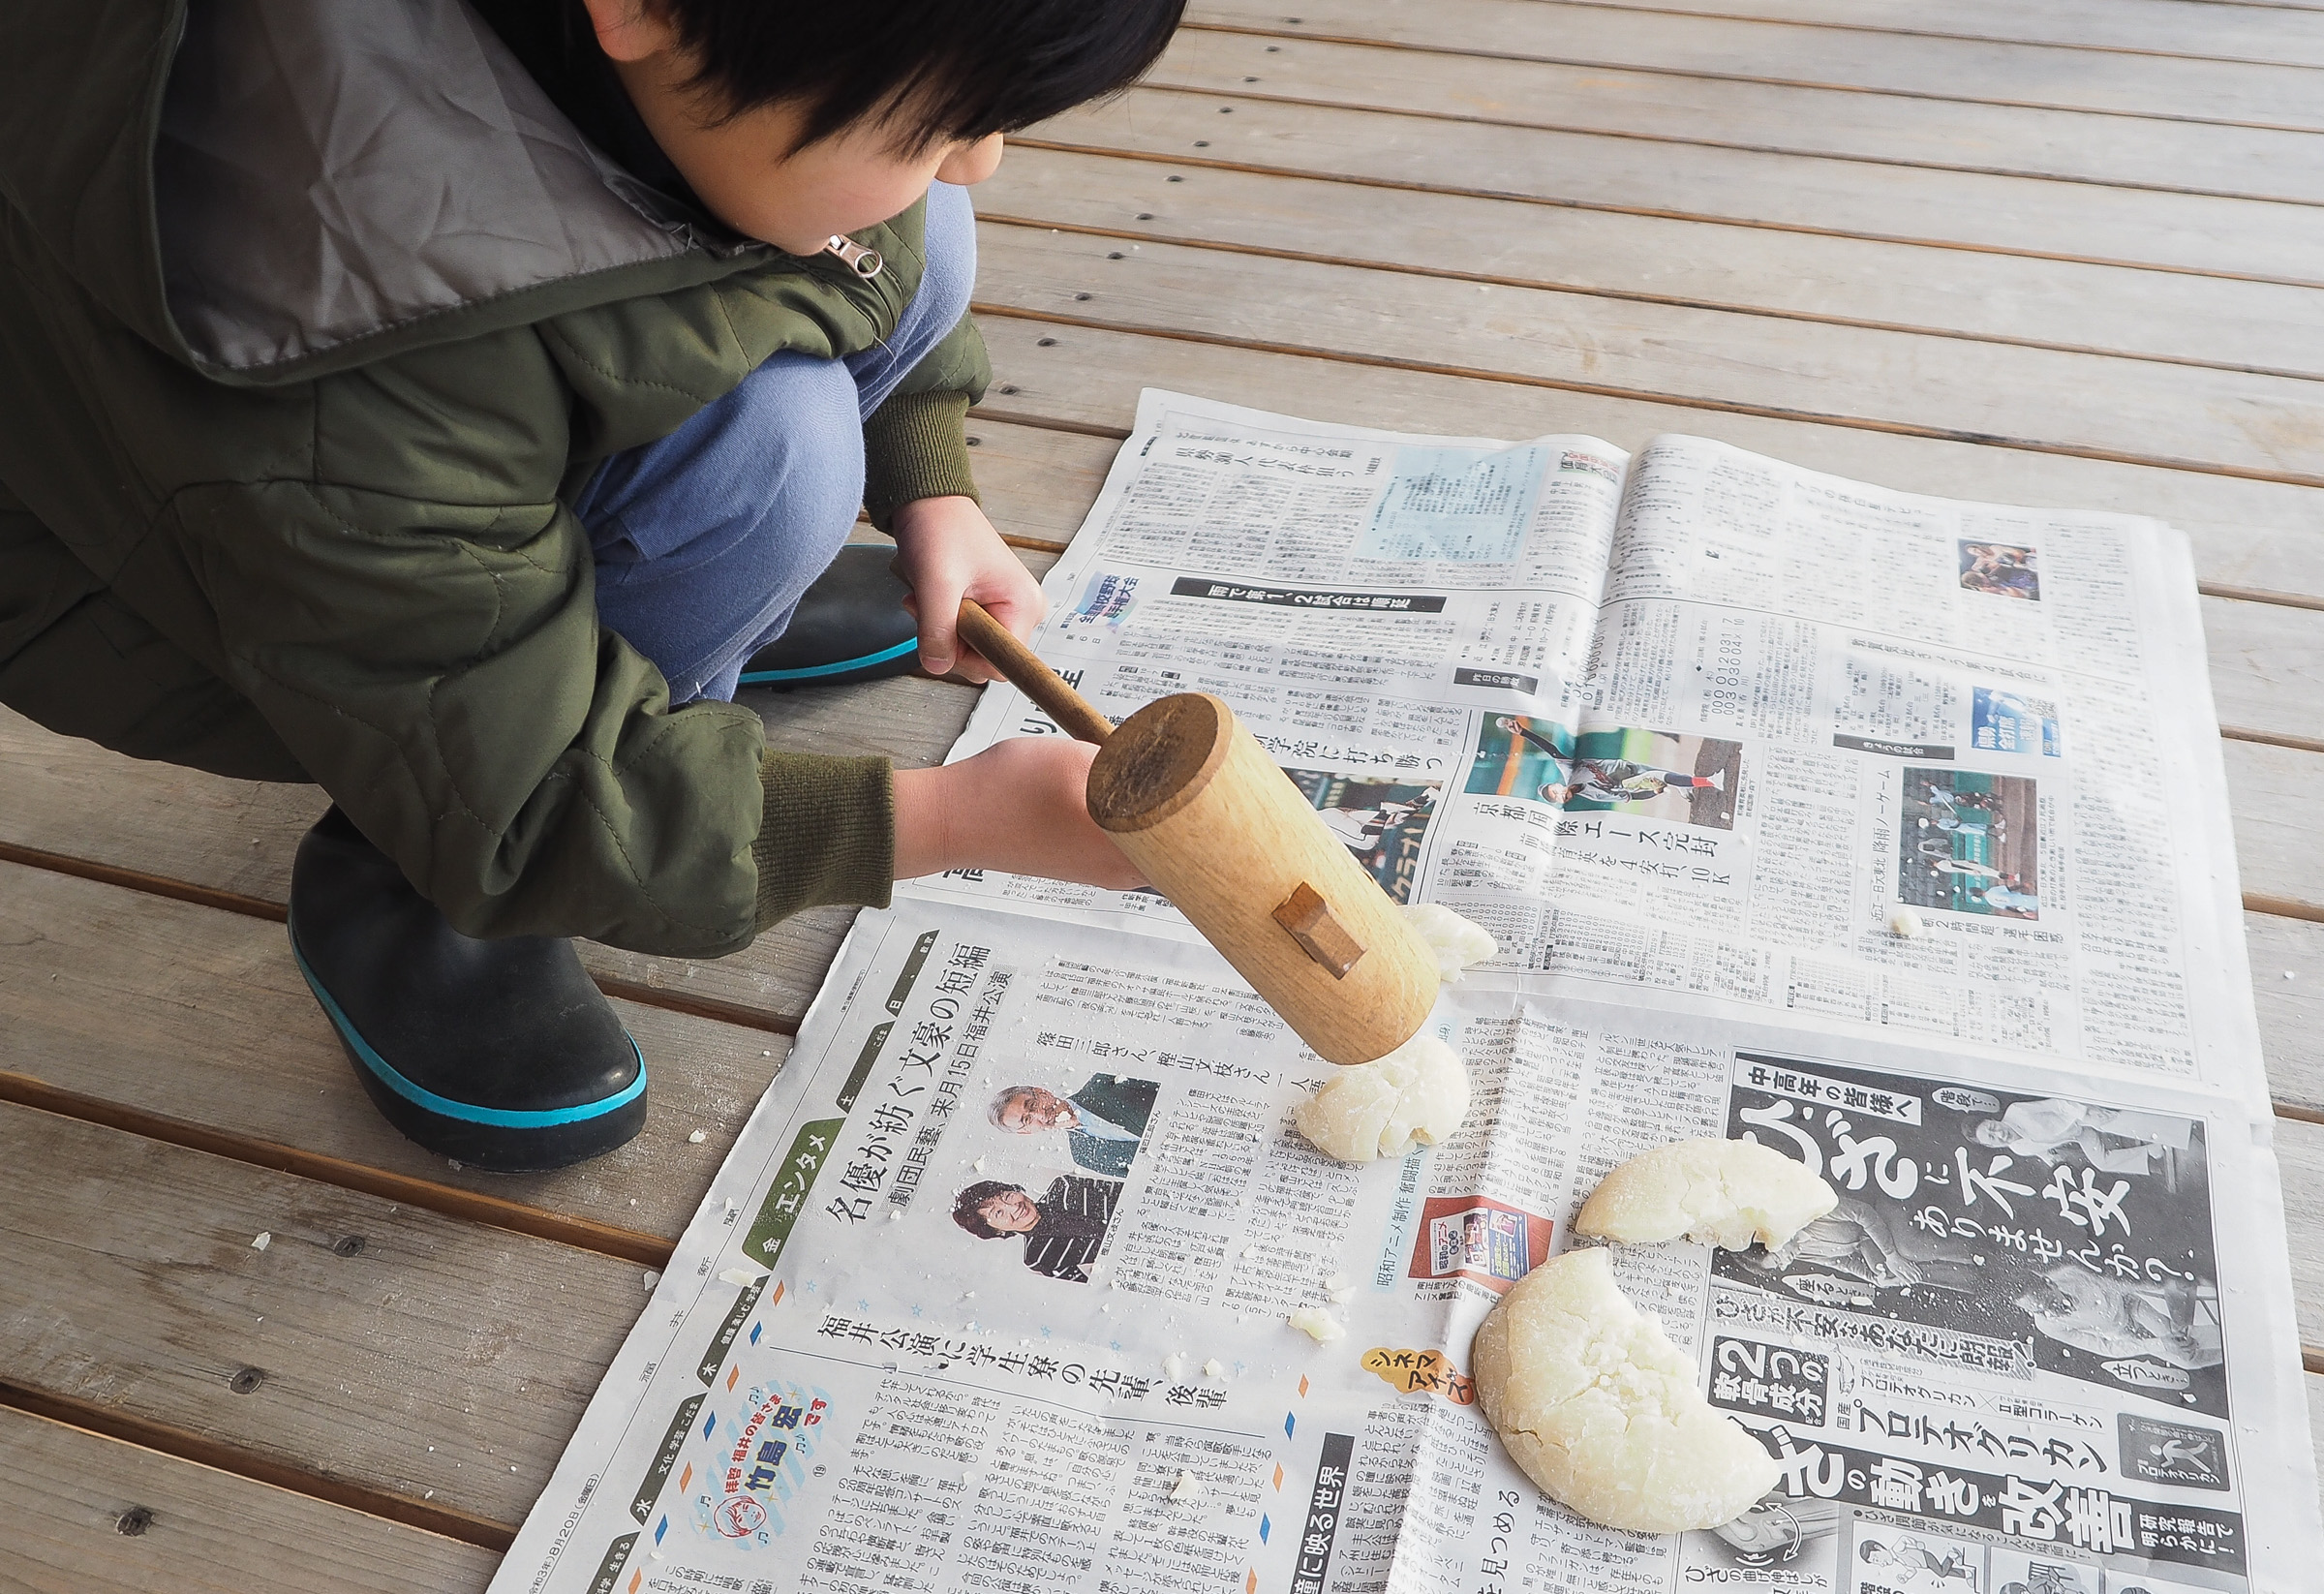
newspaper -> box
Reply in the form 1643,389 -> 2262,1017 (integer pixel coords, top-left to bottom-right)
493,392 -> 2319,1594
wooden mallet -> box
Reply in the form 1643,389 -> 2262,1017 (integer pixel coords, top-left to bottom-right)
956,599 -> 1441,1065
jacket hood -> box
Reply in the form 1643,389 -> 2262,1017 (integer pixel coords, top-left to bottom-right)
2,0 -> 823,385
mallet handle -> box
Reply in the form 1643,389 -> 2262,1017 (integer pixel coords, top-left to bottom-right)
957,598 -> 1116,746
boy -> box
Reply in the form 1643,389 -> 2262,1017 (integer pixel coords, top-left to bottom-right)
0,0 -> 1175,1169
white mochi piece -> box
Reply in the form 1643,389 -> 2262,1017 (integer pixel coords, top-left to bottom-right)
1403,903 -> 1499,981
1286,1305 -> 1346,1343
1575,1138 -> 1837,1251
1471,1248 -> 1779,1532
1292,1032 -> 1470,1162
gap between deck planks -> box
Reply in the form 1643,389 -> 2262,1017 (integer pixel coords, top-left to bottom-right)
1028,90 -> 2324,288
974,223 -> 2324,485
0,1403 -> 500,1591
0,858 -> 765,1249
971,316 -> 2324,605
981,145 -> 2324,382
1530,0 -> 2324,70
0,1001 -> 2314,1556
4,7 -> 2320,1574
1177,0 -> 2324,132
0,1097 -> 641,1540
1144,25 -> 2324,205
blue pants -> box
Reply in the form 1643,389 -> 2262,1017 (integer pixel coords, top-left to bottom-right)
576,181 -> 978,703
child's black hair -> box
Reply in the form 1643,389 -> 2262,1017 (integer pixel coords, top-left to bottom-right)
659,0 -> 1189,152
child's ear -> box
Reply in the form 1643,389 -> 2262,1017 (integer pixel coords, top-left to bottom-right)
581,0 -> 683,64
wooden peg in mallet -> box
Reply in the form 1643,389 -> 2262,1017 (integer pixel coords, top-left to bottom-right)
957,599 -> 1440,1065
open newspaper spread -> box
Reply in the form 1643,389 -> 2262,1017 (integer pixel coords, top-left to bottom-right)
493,392 -> 2320,1594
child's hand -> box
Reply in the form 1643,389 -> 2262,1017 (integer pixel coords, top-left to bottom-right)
893,736 -> 1148,890
889,495 -> 1044,682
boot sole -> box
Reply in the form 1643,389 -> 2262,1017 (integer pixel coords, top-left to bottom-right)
290,930 -> 648,1174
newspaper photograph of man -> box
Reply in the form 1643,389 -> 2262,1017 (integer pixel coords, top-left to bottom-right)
1714,1057 -> 2225,1416
1284,768 -> 1440,904
1959,541 -> 2041,600
1898,769 -> 2039,918
987,1074 -> 1160,1180
950,1174 -> 1123,1284
1468,717 -> 1742,829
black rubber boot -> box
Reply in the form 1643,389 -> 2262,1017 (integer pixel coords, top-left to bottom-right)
287,808 -> 647,1173
737,544 -> 923,689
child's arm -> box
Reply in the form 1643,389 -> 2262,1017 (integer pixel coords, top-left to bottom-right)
893,735 -> 1148,891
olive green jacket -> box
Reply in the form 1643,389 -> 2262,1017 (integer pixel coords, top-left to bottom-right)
0,0 -> 989,957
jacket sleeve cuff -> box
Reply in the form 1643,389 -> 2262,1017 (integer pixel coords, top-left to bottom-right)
861,389 -> 979,531
751,751 -> 897,931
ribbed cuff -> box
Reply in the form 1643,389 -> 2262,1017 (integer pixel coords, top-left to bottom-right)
750,751 -> 896,931
861,389 -> 980,530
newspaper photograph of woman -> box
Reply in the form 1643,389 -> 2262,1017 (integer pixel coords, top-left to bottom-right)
1712,1057 -> 2225,1417
1899,770 -> 2040,918
1466,716 -> 1743,829
1283,769 -> 1441,904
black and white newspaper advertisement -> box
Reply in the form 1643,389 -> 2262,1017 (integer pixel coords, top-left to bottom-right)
492,393 -> 2316,1594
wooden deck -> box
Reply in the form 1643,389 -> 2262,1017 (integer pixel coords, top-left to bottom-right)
6,0 -> 2324,1581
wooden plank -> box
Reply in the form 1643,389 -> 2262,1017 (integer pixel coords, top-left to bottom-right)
1145,26 -> 2324,203
0,1101 -> 642,1532
971,314 -> 2324,602
2229,738 -> 2324,915
979,144 -> 2324,379
1561,0 -> 2324,69
974,222 -> 2324,482
964,417 -> 1125,545
0,858 -> 777,1243
2248,912 -> 2324,1118
1027,89 -> 2324,282
0,673 -> 979,1030
1183,0 -> 2324,130
0,1404 -> 498,1594
2205,595 -> 2324,748
11,717 -> 2324,1119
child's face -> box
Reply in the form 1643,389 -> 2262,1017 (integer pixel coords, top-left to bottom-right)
589,2 -> 1005,254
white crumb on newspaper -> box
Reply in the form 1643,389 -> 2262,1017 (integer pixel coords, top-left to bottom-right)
492,391 -> 2316,1594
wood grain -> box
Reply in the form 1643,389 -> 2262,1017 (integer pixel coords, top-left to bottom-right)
1556,0 -> 2324,68
978,144 -> 2324,379
0,677 -> 978,1031
1026,89 -> 2324,282
0,1101 -> 643,1531
0,1404 -> 499,1593
1089,692 -> 1440,1063
972,314 -> 2324,603
975,225 -> 2324,482
2228,738 -> 2324,916
1184,0 -> 2324,129
2249,913 -> 2324,1118
1146,26 -> 2324,203
0,859 -> 775,1243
